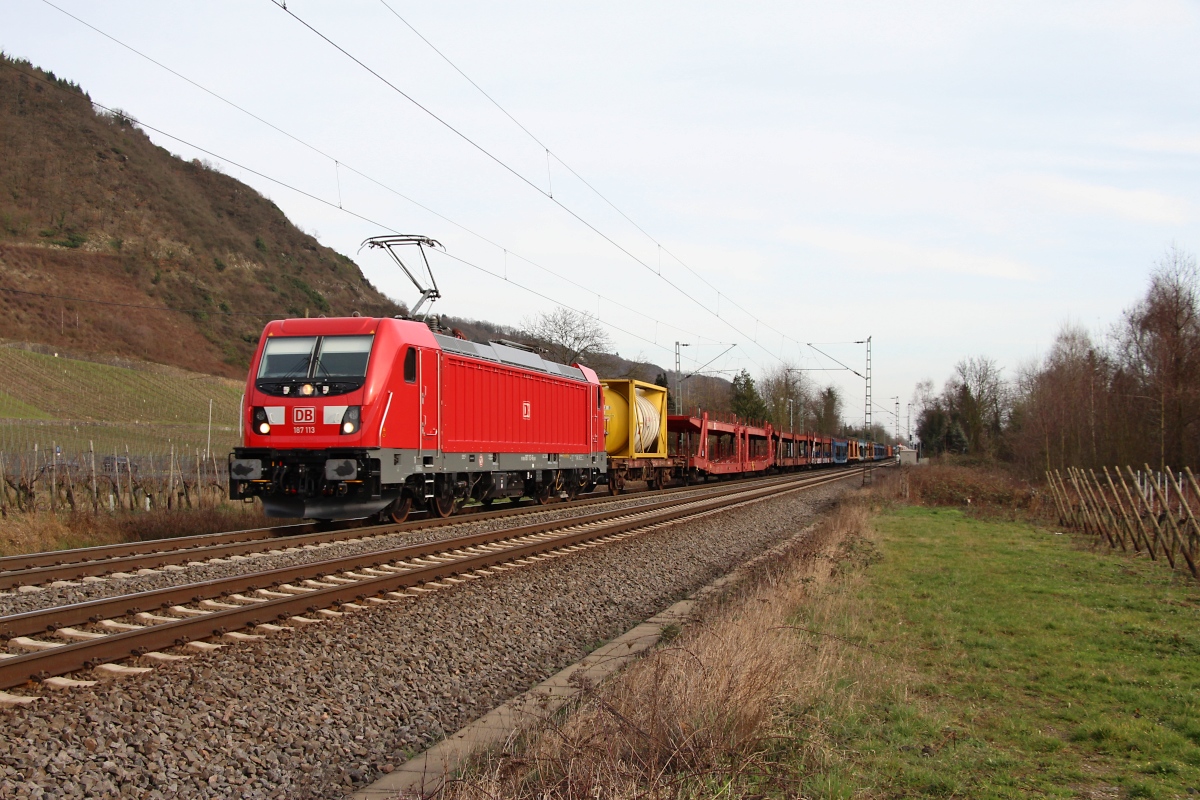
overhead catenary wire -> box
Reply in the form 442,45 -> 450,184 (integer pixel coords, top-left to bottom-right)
375,0 -> 802,354
266,0 -> 782,369
33,0 -> 728,354
2,60 -> 700,362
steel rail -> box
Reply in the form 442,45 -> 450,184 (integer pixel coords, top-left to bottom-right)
0,522 -> 318,573
0,469 -> 860,690
0,472 -> 833,639
0,473 -> 801,588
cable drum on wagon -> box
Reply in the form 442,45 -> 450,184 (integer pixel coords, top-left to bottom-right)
602,382 -> 666,457
601,380 -> 672,493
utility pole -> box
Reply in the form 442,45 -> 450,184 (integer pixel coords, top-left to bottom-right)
863,336 -> 872,485
894,396 -> 900,441
787,398 -> 794,432
674,342 -> 692,414
674,342 -> 681,414
907,403 -> 912,444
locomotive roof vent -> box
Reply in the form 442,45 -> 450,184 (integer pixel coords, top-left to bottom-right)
361,234 -> 444,321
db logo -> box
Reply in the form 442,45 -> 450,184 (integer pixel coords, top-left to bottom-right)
521,401 -> 531,420
293,407 -> 316,424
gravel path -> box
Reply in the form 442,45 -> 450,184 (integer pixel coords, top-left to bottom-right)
0,479 -> 851,799
0,483 -> 752,617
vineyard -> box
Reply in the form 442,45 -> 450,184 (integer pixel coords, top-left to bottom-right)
0,345 -> 245,514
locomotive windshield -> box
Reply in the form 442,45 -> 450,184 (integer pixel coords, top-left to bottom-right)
257,335 -> 374,381
313,335 -> 373,379
258,336 -> 317,380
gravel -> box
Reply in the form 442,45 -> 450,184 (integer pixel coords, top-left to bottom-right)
0,478 -> 852,799
0,482 -> 762,617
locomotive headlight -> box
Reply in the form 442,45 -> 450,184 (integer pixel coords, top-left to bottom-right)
340,406 -> 361,435
300,383 -> 315,396
253,407 -> 271,435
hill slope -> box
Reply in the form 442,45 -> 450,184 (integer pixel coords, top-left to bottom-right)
0,55 -> 403,378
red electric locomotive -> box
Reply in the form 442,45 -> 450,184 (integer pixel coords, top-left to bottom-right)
229,236 -> 893,519
229,314 -> 608,520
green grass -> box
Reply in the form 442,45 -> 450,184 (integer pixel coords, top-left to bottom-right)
0,390 -> 52,420
796,507 -> 1200,799
0,348 -> 243,424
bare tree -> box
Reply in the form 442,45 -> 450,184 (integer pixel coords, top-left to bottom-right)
522,307 -> 613,366
811,386 -> 842,435
917,246 -> 1200,474
758,362 -> 814,431
911,378 -> 936,414
947,355 -> 1007,455
1113,245 -> 1200,470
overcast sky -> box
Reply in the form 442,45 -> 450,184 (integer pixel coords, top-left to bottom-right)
6,0 -> 1200,433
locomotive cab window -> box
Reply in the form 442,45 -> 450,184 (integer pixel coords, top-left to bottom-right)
258,335 -> 374,382
312,335 -> 374,379
403,348 -> 417,383
258,336 -> 317,380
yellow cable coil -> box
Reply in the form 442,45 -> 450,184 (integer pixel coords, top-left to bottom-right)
632,390 -> 660,454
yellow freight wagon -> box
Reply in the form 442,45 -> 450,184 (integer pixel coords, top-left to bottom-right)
600,379 -> 677,493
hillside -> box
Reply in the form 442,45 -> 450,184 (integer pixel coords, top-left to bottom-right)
0,55 -> 403,378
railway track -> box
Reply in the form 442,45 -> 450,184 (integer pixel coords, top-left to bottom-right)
0,467 -> 871,697
0,474 -> 798,591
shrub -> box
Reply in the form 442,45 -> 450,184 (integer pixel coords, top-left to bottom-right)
904,464 -> 1039,510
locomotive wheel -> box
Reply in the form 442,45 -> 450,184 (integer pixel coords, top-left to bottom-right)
388,496 -> 412,524
608,471 -> 625,495
651,469 -> 665,491
432,491 -> 456,518
534,482 -> 553,505
481,497 -> 494,507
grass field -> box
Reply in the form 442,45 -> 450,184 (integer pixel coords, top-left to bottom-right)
791,506 -> 1200,799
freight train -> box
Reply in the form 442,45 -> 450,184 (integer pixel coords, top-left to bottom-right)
228,315 -> 893,521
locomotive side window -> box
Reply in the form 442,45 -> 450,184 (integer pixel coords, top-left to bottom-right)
403,348 -> 417,383
258,336 -> 317,379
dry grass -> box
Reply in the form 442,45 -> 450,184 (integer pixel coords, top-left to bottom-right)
443,494 -> 897,800
0,503 -> 279,556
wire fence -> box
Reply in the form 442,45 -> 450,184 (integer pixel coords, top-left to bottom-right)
1045,465 -> 1200,580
